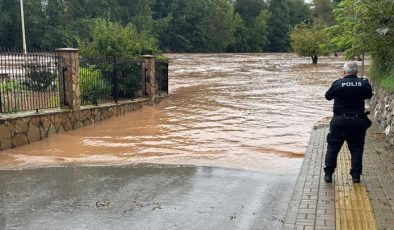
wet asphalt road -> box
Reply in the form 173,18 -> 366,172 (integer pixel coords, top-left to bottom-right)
0,165 -> 296,230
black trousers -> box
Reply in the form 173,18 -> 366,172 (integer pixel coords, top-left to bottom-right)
324,116 -> 370,177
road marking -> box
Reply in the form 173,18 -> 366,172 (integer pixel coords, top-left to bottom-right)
335,145 -> 378,229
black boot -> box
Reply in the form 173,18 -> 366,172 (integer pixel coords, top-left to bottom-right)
324,174 -> 333,183
352,176 -> 361,183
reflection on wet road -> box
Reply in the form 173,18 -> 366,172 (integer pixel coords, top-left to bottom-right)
0,54 -> 343,174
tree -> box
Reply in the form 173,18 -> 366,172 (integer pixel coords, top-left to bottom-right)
151,0 -> 172,48
329,0 -> 394,80
42,0 -> 72,49
195,0 -> 241,52
247,10 -> 271,51
290,23 -> 330,64
115,0 -> 154,32
267,0 -> 291,52
230,1 -> 270,52
288,0 -> 313,26
77,19 -> 160,58
326,0 -> 366,59
157,0 -> 206,52
332,0 -> 342,5
0,0 -> 20,48
234,0 -> 268,23
0,0 -> 46,49
0,0 -> 340,54
312,0 -> 336,26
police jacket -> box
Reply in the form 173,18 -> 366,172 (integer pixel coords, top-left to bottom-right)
325,75 -> 373,115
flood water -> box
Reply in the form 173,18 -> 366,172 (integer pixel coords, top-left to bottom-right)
0,53 -> 344,174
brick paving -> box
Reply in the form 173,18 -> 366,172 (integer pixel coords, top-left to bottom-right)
335,145 -> 377,229
364,123 -> 394,229
283,123 -> 335,230
283,121 -> 394,230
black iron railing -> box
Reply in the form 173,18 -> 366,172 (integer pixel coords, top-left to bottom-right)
79,56 -> 143,106
0,49 -> 64,113
155,61 -> 169,96
0,51 -> 166,112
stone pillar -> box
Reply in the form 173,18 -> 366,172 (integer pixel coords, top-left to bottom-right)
55,48 -> 80,110
140,55 -> 156,99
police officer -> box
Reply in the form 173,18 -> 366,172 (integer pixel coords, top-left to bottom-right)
324,61 -> 373,183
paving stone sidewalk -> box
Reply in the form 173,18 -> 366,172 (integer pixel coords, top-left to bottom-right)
283,120 -> 394,230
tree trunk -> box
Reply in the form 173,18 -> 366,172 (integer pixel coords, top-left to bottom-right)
361,53 -> 365,78
312,55 -> 318,64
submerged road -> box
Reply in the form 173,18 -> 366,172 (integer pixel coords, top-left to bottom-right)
0,54 -> 344,229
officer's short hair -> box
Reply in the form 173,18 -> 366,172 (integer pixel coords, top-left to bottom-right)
344,62 -> 358,75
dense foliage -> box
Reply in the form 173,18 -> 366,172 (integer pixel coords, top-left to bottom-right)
23,64 -> 57,91
0,0 -> 313,54
79,66 -> 112,105
328,0 -> 394,91
267,0 -> 291,52
2,1 -> 393,96
78,19 -> 160,58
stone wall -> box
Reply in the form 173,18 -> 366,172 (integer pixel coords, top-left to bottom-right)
0,49 -> 167,151
0,97 -> 166,151
369,83 -> 394,145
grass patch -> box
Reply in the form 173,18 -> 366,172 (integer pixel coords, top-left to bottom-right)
368,64 -> 394,93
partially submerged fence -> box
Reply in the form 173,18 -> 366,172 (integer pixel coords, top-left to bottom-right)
0,49 -> 168,113
0,49 -> 65,113
79,57 -> 143,106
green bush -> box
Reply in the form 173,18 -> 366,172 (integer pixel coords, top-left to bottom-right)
116,63 -> 142,99
0,79 -> 23,113
80,66 -> 112,105
23,64 -> 57,91
1,79 -> 24,92
369,63 -> 394,93
78,19 -> 160,59
48,95 -> 60,107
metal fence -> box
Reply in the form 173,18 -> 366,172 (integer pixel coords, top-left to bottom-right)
79,56 -> 143,106
155,61 -> 169,96
0,49 -> 64,113
0,50 -> 168,113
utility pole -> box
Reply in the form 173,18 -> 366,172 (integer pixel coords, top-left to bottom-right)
20,0 -> 27,55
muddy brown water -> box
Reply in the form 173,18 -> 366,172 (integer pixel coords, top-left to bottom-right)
0,53 -> 346,174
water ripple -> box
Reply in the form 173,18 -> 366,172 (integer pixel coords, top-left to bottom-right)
0,54 -> 344,174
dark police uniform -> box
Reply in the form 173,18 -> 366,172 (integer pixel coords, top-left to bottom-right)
324,74 -> 373,181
